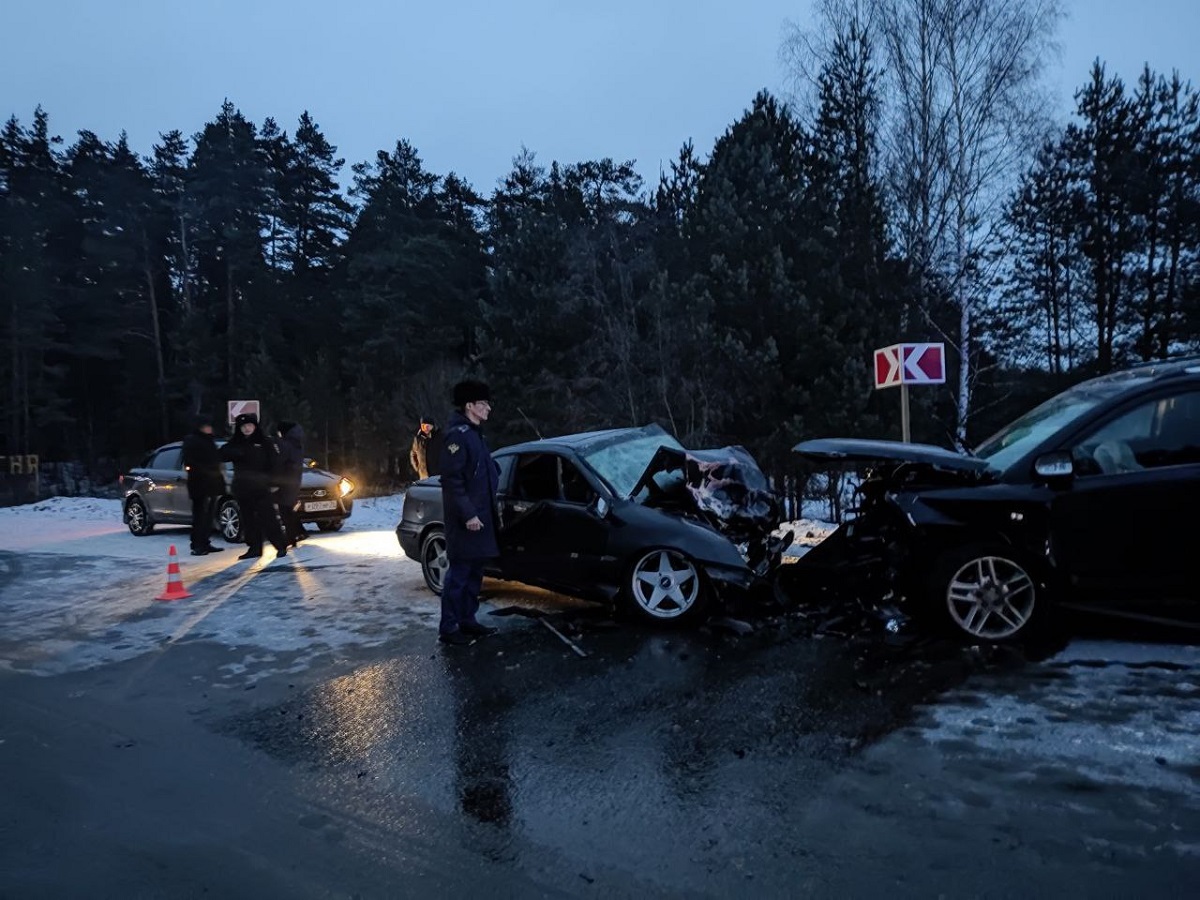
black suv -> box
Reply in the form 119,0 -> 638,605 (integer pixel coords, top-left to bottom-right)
792,357 -> 1200,642
121,441 -> 355,541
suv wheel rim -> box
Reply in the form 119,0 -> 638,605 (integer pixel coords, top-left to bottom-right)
219,504 -> 240,540
947,555 -> 1036,639
127,500 -> 146,532
631,550 -> 700,618
424,534 -> 449,592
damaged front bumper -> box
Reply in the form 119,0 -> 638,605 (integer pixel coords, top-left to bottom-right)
776,520 -> 899,608
703,527 -> 796,604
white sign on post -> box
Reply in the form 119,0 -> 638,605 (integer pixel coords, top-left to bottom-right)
874,343 -> 945,388
873,343 -> 945,442
227,399 -> 261,425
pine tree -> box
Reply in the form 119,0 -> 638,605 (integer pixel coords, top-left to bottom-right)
1066,62 -> 1141,371
682,91 -> 811,461
0,108 -> 71,455
189,100 -> 268,393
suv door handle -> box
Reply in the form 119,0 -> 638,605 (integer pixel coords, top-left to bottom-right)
511,501 -> 531,513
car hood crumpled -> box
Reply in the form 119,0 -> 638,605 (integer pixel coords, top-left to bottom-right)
630,444 -> 781,540
792,438 -> 992,474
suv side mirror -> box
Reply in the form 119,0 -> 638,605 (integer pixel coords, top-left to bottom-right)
590,496 -> 610,519
1034,451 -> 1074,481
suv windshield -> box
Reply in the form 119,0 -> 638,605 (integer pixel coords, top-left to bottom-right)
581,429 -> 685,497
975,379 -> 1149,471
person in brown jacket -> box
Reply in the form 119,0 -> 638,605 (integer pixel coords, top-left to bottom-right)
409,418 -> 440,481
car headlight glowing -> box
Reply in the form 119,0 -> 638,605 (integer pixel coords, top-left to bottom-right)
338,477 -> 354,497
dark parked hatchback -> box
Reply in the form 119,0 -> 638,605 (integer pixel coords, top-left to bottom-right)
792,357 -> 1200,642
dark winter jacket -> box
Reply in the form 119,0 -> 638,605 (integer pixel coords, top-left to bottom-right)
181,428 -> 224,498
440,410 -> 500,561
220,414 -> 278,496
275,421 -> 305,489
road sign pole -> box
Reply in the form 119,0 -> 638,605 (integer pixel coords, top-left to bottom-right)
900,383 -> 911,443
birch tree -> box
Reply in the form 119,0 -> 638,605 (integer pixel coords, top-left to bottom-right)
787,0 -> 1063,442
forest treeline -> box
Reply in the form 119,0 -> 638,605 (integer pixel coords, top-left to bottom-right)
3,3 -> 1197,485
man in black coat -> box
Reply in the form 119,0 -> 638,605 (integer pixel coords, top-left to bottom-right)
438,380 -> 501,646
181,414 -> 225,556
219,412 -> 288,560
274,420 -> 306,546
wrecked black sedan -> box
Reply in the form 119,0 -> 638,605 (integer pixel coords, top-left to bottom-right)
792,357 -> 1200,643
396,424 -> 791,624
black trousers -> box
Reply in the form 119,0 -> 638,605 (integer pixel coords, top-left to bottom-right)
190,494 -> 216,551
237,490 -> 286,554
441,560 -> 485,635
276,484 -> 303,543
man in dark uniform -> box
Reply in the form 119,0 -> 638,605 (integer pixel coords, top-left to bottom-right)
181,413 -> 225,556
439,380 -> 501,646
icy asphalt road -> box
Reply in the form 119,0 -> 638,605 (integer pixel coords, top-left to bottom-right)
1,500 -> 1199,897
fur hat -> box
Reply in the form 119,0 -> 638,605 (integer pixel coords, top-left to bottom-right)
452,380 -> 491,408
234,412 -> 259,428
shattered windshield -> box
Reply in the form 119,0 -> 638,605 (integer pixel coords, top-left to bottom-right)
975,379 -> 1148,472
581,429 -> 685,497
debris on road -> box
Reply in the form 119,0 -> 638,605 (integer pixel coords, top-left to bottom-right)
490,605 -> 590,658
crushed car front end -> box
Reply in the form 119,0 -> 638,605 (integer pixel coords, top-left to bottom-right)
623,442 -> 794,604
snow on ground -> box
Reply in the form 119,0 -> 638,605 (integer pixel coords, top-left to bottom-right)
0,492 -> 830,560
0,493 -> 832,678
342,492 -> 405,530
0,492 -> 433,677
778,518 -> 837,560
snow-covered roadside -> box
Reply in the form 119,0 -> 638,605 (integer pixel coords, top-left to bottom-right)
0,491 -> 434,677
0,492 -> 828,558
0,492 -> 406,558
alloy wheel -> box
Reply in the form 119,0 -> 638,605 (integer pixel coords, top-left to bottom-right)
423,533 -> 449,594
630,549 -> 701,619
126,498 -> 150,535
946,555 -> 1036,640
219,501 -> 242,542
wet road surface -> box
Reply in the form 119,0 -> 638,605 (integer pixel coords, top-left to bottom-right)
1,541 -> 1199,897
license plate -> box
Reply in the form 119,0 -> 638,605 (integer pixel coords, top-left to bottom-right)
304,500 -> 338,512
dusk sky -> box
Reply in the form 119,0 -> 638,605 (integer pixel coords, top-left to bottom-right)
4,0 -> 1198,193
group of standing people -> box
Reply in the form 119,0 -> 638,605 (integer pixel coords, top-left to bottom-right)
180,412 -> 307,559
179,380 -> 504,649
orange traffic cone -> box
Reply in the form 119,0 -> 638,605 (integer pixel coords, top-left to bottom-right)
155,544 -> 192,601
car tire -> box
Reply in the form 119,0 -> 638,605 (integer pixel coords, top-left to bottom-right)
622,548 -> 710,626
420,529 -> 449,596
217,498 -> 244,543
317,520 -> 344,533
928,543 -> 1043,643
125,497 -> 154,536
